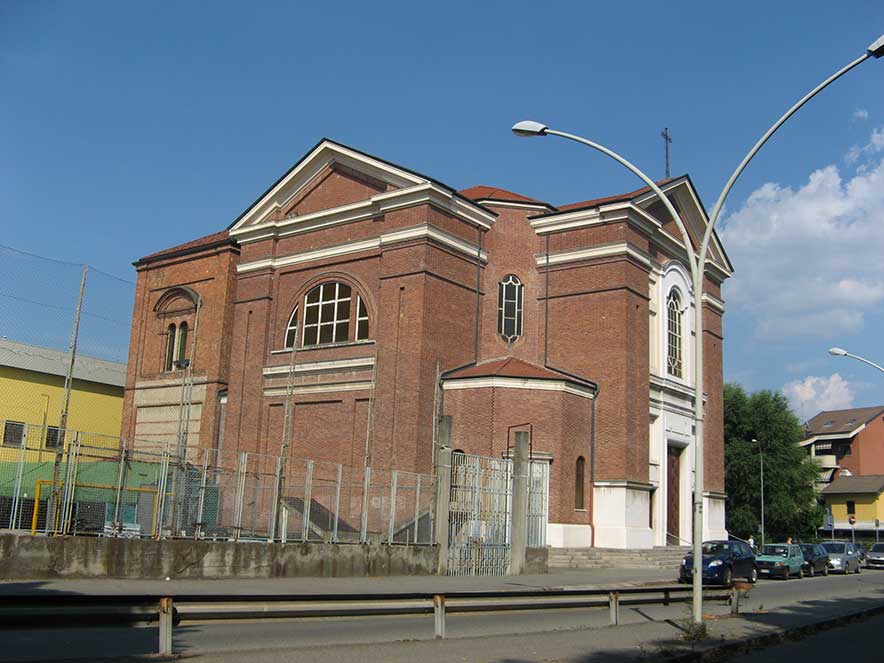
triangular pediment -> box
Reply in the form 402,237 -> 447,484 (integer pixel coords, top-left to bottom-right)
632,177 -> 733,275
229,139 -> 430,231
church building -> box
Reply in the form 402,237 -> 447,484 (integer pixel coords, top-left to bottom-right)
122,138 -> 731,548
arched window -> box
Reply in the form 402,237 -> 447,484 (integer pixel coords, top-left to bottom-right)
666,289 -> 683,378
284,306 -> 299,349
575,456 -> 586,510
297,281 -> 371,347
164,324 -> 176,372
497,274 -> 523,343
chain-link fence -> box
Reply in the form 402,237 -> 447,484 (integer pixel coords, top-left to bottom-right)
0,420 -> 437,546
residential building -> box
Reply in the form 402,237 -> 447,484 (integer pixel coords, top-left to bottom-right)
820,474 -> 884,536
800,406 -> 884,489
122,139 -> 732,548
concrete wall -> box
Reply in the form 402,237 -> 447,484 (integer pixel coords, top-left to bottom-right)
0,534 -> 438,580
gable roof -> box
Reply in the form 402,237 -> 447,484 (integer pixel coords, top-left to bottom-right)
443,356 -> 595,387
0,338 -> 126,387
804,406 -> 884,437
228,138 -> 497,232
459,186 -> 551,207
821,474 -> 884,496
557,178 -> 679,213
135,230 -> 236,266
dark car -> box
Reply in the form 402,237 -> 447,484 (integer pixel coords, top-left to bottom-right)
867,543 -> 884,568
799,543 -> 830,577
680,540 -> 757,586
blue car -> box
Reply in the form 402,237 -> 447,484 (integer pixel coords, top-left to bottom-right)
680,540 -> 757,586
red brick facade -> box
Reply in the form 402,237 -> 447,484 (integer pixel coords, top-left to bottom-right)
122,139 -> 731,546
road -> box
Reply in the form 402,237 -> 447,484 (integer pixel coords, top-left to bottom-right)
4,570 -> 884,661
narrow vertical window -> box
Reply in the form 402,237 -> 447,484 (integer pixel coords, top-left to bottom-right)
355,296 -> 370,341
666,290 -> 683,378
497,274 -> 523,343
164,323 -> 177,372
284,306 -> 299,349
575,456 -> 585,510
177,322 -> 189,364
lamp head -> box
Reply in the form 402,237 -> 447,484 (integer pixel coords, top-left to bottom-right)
828,347 -> 848,357
869,34 -> 884,58
512,120 -> 549,137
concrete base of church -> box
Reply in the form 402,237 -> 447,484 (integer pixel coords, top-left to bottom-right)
591,482 -> 655,549
546,523 -> 593,548
704,492 -> 728,541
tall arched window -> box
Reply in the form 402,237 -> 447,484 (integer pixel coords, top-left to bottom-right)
666,289 -> 683,378
575,456 -> 586,510
295,281 -> 372,348
164,323 -> 177,372
497,274 -> 523,343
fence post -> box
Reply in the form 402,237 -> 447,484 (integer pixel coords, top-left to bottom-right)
60,434 -> 81,535
730,587 -> 741,615
269,454 -> 283,542
302,460 -> 314,543
158,597 -> 173,656
332,464 -> 342,543
413,474 -> 421,545
154,448 -> 171,539
360,466 -> 371,543
608,592 -> 620,626
233,452 -> 247,541
508,431 -> 529,575
111,446 -> 128,534
9,425 -> 28,530
433,594 -> 446,639
434,416 -> 452,575
280,505 -> 288,544
194,448 -> 210,540
387,470 -> 398,544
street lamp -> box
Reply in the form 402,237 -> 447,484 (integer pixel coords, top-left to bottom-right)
752,438 -> 765,548
828,347 -> 884,375
512,33 -> 882,625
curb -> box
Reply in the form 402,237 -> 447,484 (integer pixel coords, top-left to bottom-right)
668,601 -> 884,661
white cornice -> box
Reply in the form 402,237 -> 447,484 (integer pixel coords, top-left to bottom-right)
262,357 -> 375,378
231,182 -> 495,245
442,376 -> 596,400
264,380 -> 374,397
475,199 -> 555,212
701,292 -> 726,314
799,425 -> 866,447
237,223 -> 487,274
593,480 -> 655,492
535,241 -> 651,269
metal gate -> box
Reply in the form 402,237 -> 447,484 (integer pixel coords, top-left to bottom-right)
447,452 -> 548,576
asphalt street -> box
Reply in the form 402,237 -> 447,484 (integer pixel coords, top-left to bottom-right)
3,569 -> 884,661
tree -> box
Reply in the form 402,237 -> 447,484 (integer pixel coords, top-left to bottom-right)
724,383 -> 824,542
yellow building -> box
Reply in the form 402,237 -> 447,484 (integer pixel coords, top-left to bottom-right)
0,338 -> 125,457
821,474 -> 884,534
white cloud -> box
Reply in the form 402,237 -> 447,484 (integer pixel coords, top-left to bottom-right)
720,126 -> 884,341
783,373 -> 855,418
853,109 -> 869,121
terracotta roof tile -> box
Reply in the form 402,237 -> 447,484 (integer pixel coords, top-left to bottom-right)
557,177 -> 678,212
459,185 -> 548,206
137,230 -> 236,264
804,406 -> 884,436
820,474 -> 884,495
445,356 -> 581,383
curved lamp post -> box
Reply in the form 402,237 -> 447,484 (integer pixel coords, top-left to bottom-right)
512,34 -> 883,625
829,347 -> 884,375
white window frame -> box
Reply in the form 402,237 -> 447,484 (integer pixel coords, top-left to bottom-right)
284,306 -> 299,349
302,282 -> 352,346
666,289 -> 683,378
355,296 -> 370,341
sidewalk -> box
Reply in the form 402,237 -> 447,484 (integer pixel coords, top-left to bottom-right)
0,567 -> 679,596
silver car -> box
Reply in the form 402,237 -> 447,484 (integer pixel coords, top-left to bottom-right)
867,543 -> 884,569
821,541 -> 862,574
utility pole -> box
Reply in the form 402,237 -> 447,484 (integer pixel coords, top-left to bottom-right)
661,127 -> 672,179
48,264 -> 87,534
753,438 -> 765,547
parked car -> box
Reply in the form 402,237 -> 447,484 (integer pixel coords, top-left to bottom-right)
866,543 -> 884,569
755,543 -> 805,579
680,540 -> 757,586
820,541 -> 862,574
798,543 -> 830,577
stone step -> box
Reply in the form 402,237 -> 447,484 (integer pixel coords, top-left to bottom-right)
547,546 -> 690,570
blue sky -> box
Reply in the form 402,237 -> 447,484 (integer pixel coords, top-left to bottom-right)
2,1 -> 883,417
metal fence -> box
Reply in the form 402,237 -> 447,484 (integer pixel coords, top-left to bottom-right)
0,420 -> 435,545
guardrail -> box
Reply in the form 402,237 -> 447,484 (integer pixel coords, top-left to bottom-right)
0,585 -> 737,656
